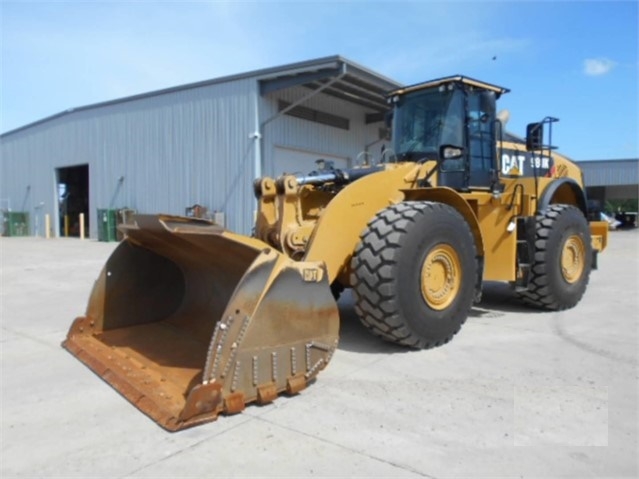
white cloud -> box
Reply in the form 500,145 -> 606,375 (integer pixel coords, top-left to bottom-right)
583,58 -> 617,76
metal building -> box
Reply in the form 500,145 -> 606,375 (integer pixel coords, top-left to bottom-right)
0,56 -> 400,238
2,55 -> 637,239
577,158 -> 639,205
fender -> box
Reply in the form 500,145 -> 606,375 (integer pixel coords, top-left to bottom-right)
402,187 -> 484,258
304,162 -> 419,284
538,178 -> 587,215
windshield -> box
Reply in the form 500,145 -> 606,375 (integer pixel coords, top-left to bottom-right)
392,88 -> 463,160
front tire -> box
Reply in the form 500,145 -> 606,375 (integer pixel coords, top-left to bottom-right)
518,204 -> 592,310
351,201 -> 478,348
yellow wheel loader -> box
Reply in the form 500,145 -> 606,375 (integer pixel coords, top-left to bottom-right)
64,76 -> 609,431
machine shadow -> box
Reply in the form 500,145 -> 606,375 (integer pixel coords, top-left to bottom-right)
336,291 -> 408,355
470,281 -> 545,316
336,282 -> 543,354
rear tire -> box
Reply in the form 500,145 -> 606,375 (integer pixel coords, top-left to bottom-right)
518,204 -> 592,310
351,201 -> 478,348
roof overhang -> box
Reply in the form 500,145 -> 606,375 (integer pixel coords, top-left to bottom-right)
258,56 -> 400,122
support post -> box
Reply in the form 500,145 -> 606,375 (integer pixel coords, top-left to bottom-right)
79,213 -> 85,240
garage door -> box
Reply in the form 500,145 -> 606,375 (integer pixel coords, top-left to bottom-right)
273,147 -> 349,176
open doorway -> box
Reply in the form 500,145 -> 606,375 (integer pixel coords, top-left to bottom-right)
56,165 -> 89,237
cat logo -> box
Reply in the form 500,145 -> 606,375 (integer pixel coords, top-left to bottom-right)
501,150 -> 553,177
303,268 -> 319,282
501,152 -> 526,176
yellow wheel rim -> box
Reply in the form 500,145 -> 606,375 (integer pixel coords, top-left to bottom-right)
561,234 -> 586,284
420,244 -> 461,310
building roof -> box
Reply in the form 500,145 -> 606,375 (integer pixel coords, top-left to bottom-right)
576,158 -> 639,187
1,55 -> 402,138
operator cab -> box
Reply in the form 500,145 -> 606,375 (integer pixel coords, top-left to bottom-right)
388,76 -> 509,191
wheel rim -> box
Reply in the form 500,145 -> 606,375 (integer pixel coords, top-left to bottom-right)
420,244 -> 461,310
561,234 -> 586,284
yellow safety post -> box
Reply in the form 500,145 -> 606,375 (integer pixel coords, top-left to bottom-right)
79,213 -> 85,240
45,214 -> 51,239
64,215 -> 69,237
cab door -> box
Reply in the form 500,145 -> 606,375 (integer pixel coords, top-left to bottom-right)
467,90 -> 497,188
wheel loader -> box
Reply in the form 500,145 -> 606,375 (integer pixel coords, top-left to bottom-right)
63,75 -> 609,431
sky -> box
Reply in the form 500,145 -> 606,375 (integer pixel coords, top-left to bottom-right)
1,1 -> 637,161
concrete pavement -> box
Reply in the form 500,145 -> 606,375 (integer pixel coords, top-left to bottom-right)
1,230 -> 637,478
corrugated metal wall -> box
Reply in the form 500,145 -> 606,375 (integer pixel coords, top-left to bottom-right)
578,159 -> 639,187
260,86 -> 387,177
1,78 -> 261,237
1,79 -> 387,239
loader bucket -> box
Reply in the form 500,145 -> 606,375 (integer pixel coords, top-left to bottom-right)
63,215 -> 339,431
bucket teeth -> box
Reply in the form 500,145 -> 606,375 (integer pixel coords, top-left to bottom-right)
64,318 -> 339,430
223,392 -> 246,415
256,383 -> 277,404
179,383 -> 223,423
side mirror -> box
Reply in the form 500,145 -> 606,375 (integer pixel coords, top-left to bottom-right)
526,122 -> 544,151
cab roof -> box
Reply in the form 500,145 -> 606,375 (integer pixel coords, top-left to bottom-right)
389,75 -> 510,99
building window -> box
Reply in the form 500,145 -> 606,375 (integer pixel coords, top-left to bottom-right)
278,100 -> 350,130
